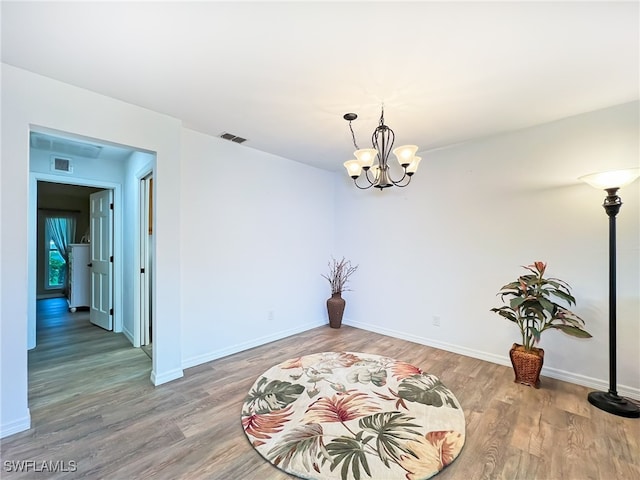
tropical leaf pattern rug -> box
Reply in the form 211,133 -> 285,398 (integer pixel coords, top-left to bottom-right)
241,352 -> 465,480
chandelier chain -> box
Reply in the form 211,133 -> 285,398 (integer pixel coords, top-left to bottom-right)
348,120 -> 359,150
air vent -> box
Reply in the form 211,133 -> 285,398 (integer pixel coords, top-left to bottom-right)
219,132 -> 247,144
51,156 -> 73,174
32,132 -> 103,158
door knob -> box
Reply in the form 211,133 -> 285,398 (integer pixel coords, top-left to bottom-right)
87,263 -> 93,267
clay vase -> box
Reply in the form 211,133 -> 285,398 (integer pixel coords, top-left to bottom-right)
509,343 -> 544,388
326,293 -> 346,329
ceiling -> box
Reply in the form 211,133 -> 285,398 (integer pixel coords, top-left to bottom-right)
2,1 -> 638,172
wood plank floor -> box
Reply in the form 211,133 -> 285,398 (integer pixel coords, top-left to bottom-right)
1,298 -> 638,479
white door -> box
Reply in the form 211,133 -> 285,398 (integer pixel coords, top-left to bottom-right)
90,189 -> 113,330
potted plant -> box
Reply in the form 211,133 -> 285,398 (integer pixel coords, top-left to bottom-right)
321,256 -> 358,328
490,261 -> 591,388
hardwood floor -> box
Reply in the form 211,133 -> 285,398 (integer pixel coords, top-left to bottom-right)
1,298 -> 638,479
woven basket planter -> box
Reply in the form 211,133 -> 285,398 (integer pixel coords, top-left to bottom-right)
326,293 -> 346,328
509,343 -> 544,388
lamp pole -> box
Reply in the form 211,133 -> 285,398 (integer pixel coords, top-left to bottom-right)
580,168 -> 640,418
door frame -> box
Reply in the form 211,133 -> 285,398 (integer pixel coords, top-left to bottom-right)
28,173 -> 122,349
133,165 -> 155,349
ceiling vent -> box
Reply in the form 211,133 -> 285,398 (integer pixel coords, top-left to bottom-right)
219,132 -> 247,144
50,156 -> 73,174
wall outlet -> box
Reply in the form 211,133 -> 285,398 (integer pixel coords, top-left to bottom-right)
268,310 -> 275,322
432,315 -> 441,327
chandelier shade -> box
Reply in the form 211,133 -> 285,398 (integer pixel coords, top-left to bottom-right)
406,156 -> 422,174
354,148 -> 378,168
342,107 -> 421,190
344,159 -> 363,178
393,145 -> 419,166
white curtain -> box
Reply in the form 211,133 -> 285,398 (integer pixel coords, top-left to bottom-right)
45,216 -> 77,274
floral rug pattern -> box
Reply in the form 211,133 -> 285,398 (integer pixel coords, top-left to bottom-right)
241,352 -> 465,480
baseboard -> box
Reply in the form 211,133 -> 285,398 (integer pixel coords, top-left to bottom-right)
540,365 -> 640,400
122,326 -> 134,346
150,368 -> 183,386
0,410 -> 31,439
36,293 -> 64,300
343,318 -> 640,401
343,317 -> 510,366
181,320 -> 327,370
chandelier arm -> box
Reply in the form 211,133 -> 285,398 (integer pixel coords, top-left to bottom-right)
352,176 -> 375,190
363,168 -> 377,185
384,165 -> 411,186
389,172 -> 412,188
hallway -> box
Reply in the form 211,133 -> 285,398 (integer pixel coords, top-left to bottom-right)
29,298 -> 151,417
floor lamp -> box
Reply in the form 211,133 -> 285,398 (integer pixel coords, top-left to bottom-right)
579,167 -> 640,418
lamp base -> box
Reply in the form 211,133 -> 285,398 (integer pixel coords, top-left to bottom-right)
588,391 -> 640,418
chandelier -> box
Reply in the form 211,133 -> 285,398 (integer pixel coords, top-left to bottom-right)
342,106 -> 421,190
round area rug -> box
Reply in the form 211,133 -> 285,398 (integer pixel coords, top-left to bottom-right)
241,352 -> 465,480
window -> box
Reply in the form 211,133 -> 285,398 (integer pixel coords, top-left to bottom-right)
42,213 -> 76,291
45,232 -> 66,290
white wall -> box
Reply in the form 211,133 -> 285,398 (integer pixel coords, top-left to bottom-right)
1,64 -> 184,438
179,129 -> 336,367
29,147 -> 128,181
337,101 -> 640,398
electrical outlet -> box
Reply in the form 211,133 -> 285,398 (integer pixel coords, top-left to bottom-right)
432,315 -> 441,327
268,310 -> 275,322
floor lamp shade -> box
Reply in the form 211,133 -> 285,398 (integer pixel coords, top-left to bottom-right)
579,168 -> 640,190
579,167 -> 639,418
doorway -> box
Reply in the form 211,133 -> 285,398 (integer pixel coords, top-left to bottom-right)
28,129 -> 155,352
37,185 -> 116,333
139,173 -> 153,358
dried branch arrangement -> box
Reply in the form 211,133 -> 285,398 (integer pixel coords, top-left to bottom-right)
322,256 -> 358,295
